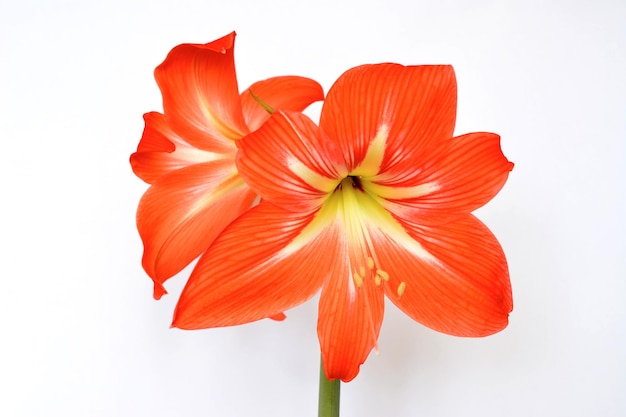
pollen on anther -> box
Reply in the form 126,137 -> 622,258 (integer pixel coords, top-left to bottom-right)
397,281 -> 406,297
359,266 -> 366,277
374,275 -> 382,286
366,257 -> 375,269
376,269 -> 389,281
353,272 -> 364,288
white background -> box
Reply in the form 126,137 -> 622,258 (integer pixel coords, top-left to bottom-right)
1,0 -> 624,416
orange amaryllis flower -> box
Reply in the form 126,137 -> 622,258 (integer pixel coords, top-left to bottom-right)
130,32 -> 323,299
172,64 -> 513,381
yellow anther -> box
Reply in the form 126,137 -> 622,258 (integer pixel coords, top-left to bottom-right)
374,275 -> 382,286
367,257 -> 375,269
353,272 -> 364,288
397,281 -> 406,297
376,269 -> 389,281
359,266 -> 366,277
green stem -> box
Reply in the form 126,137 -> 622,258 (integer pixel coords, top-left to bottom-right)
318,358 -> 341,417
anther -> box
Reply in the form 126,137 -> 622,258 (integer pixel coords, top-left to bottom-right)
353,272 -> 364,288
376,269 -> 389,281
397,281 -> 406,297
366,257 -> 375,269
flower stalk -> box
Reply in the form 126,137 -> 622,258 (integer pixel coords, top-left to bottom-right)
318,358 -> 340,417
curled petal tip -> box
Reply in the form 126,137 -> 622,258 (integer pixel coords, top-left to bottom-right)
153,282 -> 167,300
269,312 -> 287,321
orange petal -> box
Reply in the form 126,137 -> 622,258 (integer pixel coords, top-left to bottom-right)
130,112 -> 221,184
237,111 -> 346,212
374,214 -> 512,336
317,240 -> 385,382
320,64 -> 457,172
137,160 -> 256,296
269,312 -> 287,321
172,203 -> 336,328
240,76 -> 324,132
155,32 -> 248,153
373,132 -> 514,225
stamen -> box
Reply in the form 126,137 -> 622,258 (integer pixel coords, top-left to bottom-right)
359,266 -> 366,277
376,269 -> 389,281
353,271 -> 364,288
397,281 -> 406,297
366,257 -> 375,269
374,275 -> 382,286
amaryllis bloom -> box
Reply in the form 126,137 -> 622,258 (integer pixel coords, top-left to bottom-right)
172,64 -> 513,382
130,32 -> 323,299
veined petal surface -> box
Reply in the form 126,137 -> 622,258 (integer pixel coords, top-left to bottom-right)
172,203 -> 338,328
240,76 -> 324,132
318,264 -> 384,382
155,32 -> 248,153
320,64 -> 457,172
375,214 -> 512,336
130,112 -> 221,184
372,132 -> 514,225
137,160 -> 256,298
316,187 -> 386,382
237,111 -> 346,212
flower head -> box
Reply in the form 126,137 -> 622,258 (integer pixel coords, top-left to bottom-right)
130,32 -> 323,299
171,63 -> 513,382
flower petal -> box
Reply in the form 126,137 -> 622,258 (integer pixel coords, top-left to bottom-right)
320,64 -> 457,172
374,214 -> 512,336
318,243 -> 384,382
172,203 -> 338,328
237,111 -> 346,211
130,112 -> 221,184
372,132 -> 514,224
308,183 -> 387,382
155,32 -> 248,153
269,312 -> 287,321
240,76 -> 324,132
137,161 -> 256,297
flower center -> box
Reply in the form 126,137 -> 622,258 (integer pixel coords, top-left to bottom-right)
334,177 -> 389,287
338,175 -> 365,192
330,176 -> 409,301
